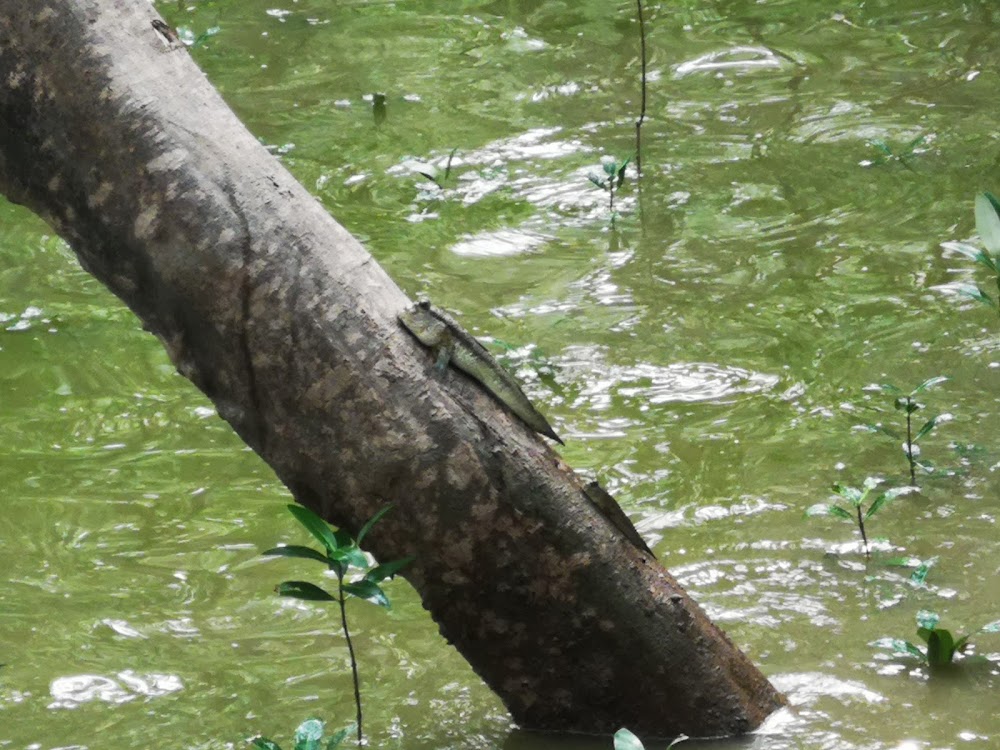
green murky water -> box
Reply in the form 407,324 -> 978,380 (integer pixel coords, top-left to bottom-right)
4,1 -> 1000,748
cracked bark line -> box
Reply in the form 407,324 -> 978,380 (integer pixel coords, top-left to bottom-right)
0,0 -> 786,737
224,172 -> 266,452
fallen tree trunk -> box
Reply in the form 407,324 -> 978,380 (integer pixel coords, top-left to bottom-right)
0,0 -> 785,737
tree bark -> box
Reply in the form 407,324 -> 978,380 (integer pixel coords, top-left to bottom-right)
0,0 -> 785,737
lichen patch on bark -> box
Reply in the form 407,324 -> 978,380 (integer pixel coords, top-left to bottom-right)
133,204 -> 159,240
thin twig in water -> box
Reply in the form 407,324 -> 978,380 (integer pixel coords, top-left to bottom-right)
635,0 -> 648,178
339,587 -> 364,745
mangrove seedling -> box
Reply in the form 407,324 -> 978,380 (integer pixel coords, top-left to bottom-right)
614,728 -> 688,750
863,133 -> 926,170
263,504 -> 413,747
252,718 -> 353,750
875,610 -> 1000,668
941,191 -> 1000,319
588,155 -> 630,224
806,477 -> 914,559
877,377 -> 949,485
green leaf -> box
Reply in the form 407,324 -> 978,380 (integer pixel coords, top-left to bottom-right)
826,505 -> 854,520
616,158 -> 630,189
983,190 -> 1000,216
252,738 -> 282,750
914,417 -> 940,442
954,284 -> 997,308
287,505 -> 340,555
805,503 -> 853,520
975,191 -> 1000,257
942,240 -> 985,261
603,160 -> 618,177
262,545 -> 331,565
587,174 -> 606,188
831,483 -> 862,503
879,383 -> 903,395
357,504 -> 394,545
294,719 -> 324,750
613,728 -> 645,750
913,376 -> 948,394
866,486 -> 914,519
942,240 -> 997,270
275,581 -> 336,602
365,556 -> 414,583
343,580 -> 391,608
954,634 -> 971,653
916,610 -> 940,631
870,140 -> 893,156
875,637 -> 924,659
333,528 -> 354,550
329,544 -> 369,571
926,629 -> 956,666
863,493 -> 890,519
324,725 -> 354,749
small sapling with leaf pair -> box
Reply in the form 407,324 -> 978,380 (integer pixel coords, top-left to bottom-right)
588,155 -> 631,224
863,377 -> 949,486
255,504 -> 413,748
863,134 -> 927,170
879,377 -> 949,485
806,477 -> 915,559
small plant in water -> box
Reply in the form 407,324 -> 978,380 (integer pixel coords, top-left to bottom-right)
806,477 -> 913,559
614,728 -> 687,749
941,191 -> 1000,319
876,377 -> 949,485
875,610 -> 1000,668
863,133 -> 926,169
588,155 -> 631,225
252,718 -> 353,750
907,557 -> 935,587
881,555 -> 937,587
412,147 -> 458,190
263,504 -> 413,747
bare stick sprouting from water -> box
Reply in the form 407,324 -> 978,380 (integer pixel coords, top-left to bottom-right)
635,0 -> 648,178
338,586 -> 364,745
